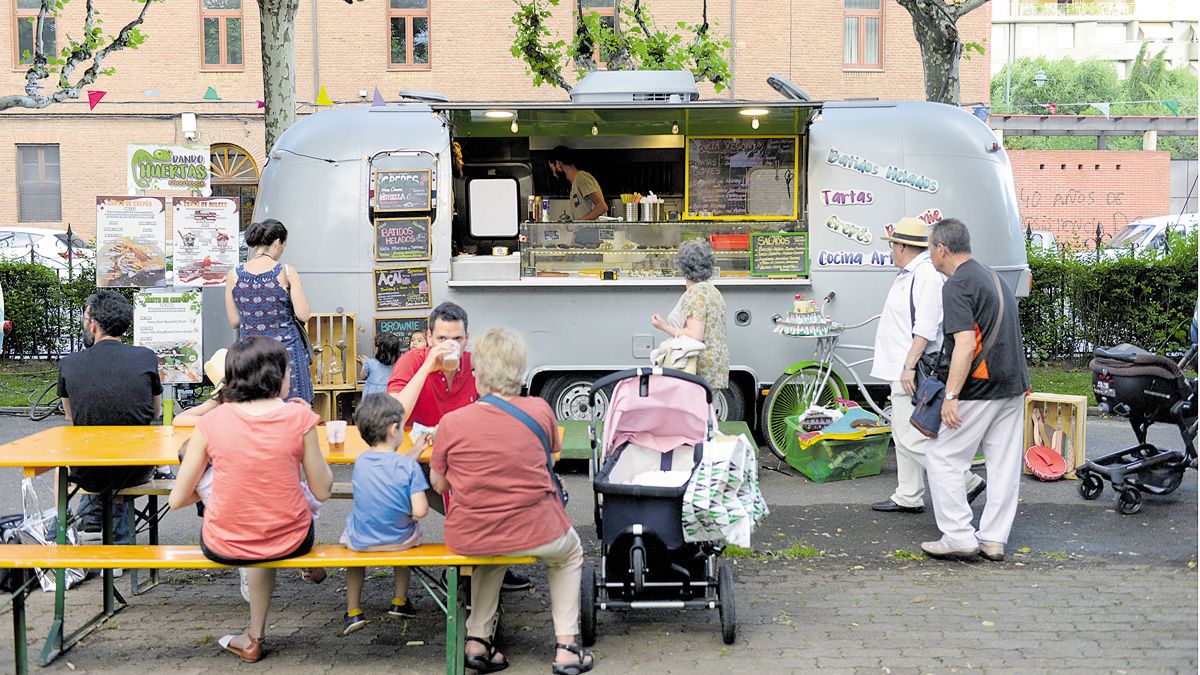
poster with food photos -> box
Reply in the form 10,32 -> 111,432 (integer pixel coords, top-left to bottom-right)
95,196 -> 168,287
173,197 -> 239,286
133,291 -> 204,384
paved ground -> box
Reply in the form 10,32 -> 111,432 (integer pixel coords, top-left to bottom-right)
0,411 -> 1196,673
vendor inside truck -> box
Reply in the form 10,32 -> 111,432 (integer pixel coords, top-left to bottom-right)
548,146 -> 607,221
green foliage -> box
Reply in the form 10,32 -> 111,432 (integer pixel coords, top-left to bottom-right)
1020,231 -> 1198,364
511,0 -> 731,92
991,49 -> 1198,159
0,261 -> 134,358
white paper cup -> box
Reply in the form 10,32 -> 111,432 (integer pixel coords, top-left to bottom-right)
326,420 -> 347,453
442,341 -> 461,372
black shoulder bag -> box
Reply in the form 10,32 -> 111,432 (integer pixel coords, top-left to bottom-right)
479,394 -> 568,506
910,269 -> 1006,439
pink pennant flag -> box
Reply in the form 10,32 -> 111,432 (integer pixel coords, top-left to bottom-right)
372,86 -> 386,107
1039,103 -> 1057,115
256,100 -> 265,109
87,90 -> 106,110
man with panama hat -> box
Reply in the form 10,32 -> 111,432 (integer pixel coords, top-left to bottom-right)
869,217 -> 985,514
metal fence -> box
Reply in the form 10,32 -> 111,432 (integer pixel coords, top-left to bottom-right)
1,265 -> 85,360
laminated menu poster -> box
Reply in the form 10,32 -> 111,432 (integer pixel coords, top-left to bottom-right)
133,291 -> 203,384
173,197 -> 239,286
374,169 -> 433,212
374,217 -> 431,261
375,316 -> 429,350
95,196 -> 168,287
375,266 -> 432,311
750,232 -> 808,277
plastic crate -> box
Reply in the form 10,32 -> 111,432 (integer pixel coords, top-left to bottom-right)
709,234 -> 750,251
784,416 -> 891,483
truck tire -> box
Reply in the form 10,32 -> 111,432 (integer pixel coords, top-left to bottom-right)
541,375 -> 608,421
713,386 -> 746,423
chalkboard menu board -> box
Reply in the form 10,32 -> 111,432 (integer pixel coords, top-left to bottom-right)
375,217 -> 431,261
375,266 -> 432,310
750,232 -> 808,277
685,136 -> 798,220
375,316 -> 429,349
374,169 -> 432,212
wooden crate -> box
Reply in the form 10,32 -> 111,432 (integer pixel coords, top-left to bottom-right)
311,391 -> 332,423
1023,393 -> 1088,479
307,313 -> 358,390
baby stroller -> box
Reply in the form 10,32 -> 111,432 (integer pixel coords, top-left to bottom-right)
582,367 -> 736,646
1078,342 -> 1197,514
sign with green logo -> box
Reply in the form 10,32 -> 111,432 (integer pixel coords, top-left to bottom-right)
127,144 -> 211,194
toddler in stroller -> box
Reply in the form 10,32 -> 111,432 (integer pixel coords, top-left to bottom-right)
582,368 -> 737,646
1079,341 -> 1197,514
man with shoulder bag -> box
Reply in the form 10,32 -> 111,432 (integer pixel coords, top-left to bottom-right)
869,218 -> 985,514
918,219 -> 1030,562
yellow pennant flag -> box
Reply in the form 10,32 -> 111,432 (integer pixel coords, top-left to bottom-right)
315,85 -> 334,106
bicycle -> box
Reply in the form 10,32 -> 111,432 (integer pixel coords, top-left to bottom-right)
761,291 -> 891,461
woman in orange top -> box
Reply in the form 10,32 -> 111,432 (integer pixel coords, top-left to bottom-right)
170,336 -> 333,663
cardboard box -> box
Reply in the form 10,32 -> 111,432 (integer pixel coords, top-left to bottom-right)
1024,393 -> 1088,479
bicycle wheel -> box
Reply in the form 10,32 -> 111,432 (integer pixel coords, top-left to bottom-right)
761,366 -> 847,461
29,381 -> 62,422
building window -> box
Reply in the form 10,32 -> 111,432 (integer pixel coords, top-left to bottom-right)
388,0 -> 430,70
581,0 -> 617,65
843,0 -> 882,69
200,0 -> 243,71
14,0 -> 56,66
17,144 -> 61,223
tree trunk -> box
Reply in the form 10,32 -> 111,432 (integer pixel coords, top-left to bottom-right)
258,0 -> 299,156
911,10 -> 960,104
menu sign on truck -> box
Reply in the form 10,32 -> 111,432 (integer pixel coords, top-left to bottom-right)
375,316 -> 429,349
374,217 -> 431,261
374,169 -> 432,212
375,266 -> 432,310
750,232 -> 808,277
685,136 -> 798,220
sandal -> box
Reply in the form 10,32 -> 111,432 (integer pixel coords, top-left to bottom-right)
552,642 -> 594,675
218,633 -> 264,663
464,636 -> 509,673
299,567 -> 327,584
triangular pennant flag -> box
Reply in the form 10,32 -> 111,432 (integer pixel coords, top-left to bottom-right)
372,86 -> 386,107
256,100 -> 265,109
1039,103 -> 1057,115
203,86 -> 221,101
87,90 -> 106,110
315,85 -> 334,106
1164,100 -> 1180,116
1093,102 -> 1110,118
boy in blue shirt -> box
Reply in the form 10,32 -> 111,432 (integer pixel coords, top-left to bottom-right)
341,393 -> 430,635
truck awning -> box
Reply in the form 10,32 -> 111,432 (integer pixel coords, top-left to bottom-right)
433,101 -> 822,138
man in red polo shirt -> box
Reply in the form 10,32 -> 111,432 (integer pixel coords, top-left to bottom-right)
387,301 -> 532,592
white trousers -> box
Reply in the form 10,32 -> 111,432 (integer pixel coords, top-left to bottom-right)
926,395 -> 1025,549
889,382 -> 983,508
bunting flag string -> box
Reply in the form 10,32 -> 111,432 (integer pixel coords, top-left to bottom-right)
86,90 -> 106,110
1003,99 -> 1193,116
202,86 -> 221,101
315,85 -> 334,106
372,86 -> 386,107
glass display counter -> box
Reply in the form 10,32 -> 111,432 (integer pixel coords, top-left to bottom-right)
518,220 -> 804,280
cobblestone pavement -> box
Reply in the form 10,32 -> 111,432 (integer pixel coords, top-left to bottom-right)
1,415 -> 1196,673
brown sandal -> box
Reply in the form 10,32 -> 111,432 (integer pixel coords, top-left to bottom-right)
218,633 -> 264,663
299,567 -> 327,584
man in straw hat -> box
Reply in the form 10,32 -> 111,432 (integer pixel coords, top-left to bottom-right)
869,217 -> 985,515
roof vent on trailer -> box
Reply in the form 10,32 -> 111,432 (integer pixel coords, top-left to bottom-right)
569,70 -> 700,104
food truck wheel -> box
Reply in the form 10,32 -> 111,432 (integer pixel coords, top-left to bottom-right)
543,375 -> 609,421
713,386 -> 746,423
761,367 -> 848,461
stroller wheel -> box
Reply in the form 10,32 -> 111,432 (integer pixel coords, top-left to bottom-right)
580,564 -> 597,647
717,561 -> 736,645
1116,488 -> 1142,515
1078,472 -> 1104,500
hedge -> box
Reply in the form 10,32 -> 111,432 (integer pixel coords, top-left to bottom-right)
0,261 -> 134,358
1020,231 -> 1198,364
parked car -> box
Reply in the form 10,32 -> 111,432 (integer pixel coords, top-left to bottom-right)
0,226 -> 94,276
1027,229 -> 1058,252
1098,214 -> 1198,259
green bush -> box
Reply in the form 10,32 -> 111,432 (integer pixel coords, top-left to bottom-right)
0,261 -> 134,358
1021,230 -> 1198,364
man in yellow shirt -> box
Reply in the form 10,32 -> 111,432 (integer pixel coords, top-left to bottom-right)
549,146 -> 607,221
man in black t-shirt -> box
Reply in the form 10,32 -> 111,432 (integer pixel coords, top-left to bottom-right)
59,290 -> 162,544
919,219 -> 1030,563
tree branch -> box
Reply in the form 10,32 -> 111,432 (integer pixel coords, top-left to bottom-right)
630,0 -> 653,40
950,0 -> 990,19
2,0 -> 154,112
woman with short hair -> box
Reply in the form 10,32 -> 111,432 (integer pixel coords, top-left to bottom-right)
650,240 -> 730,390
430,327 -> 594,675
224,219 -> 313,402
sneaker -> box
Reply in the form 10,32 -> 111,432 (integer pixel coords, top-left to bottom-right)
388,598 -> 417,618
978,540 -> 1005,561
112,568 -> 124,579
239,568 -> 251,602
920,539 -> 980,560
342,611 -> 368,636
501,569 -> 532,592
870,499 -> 924,514
78,529 -> 103,543
966,478 -> 988,505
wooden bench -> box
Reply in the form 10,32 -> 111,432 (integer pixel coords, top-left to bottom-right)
0,543 -> 533,675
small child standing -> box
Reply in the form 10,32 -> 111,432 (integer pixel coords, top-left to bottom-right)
341,393 -> 430,635
358,333 -> 403,396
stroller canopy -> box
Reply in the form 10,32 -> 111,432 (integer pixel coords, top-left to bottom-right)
602,371 -> 712,459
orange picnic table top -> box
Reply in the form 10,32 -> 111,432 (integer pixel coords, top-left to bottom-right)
0,424 -> 563,473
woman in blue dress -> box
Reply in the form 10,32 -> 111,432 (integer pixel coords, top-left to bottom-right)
223,219 -> 314,403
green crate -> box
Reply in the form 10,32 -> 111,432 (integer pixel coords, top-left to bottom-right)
784,416 -> 891,483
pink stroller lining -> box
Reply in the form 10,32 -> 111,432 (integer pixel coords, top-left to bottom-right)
602,374 -> 711,460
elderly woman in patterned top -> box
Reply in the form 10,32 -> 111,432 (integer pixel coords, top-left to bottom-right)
649,240 -> 730,391
224,219 -> 314,402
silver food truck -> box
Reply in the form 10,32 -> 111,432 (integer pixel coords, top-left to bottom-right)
204,71 -> 1030,457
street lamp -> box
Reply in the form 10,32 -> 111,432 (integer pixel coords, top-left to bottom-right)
1034,69 -> 1048,88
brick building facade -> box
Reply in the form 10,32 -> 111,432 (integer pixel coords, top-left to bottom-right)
1,1 -> 989,240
